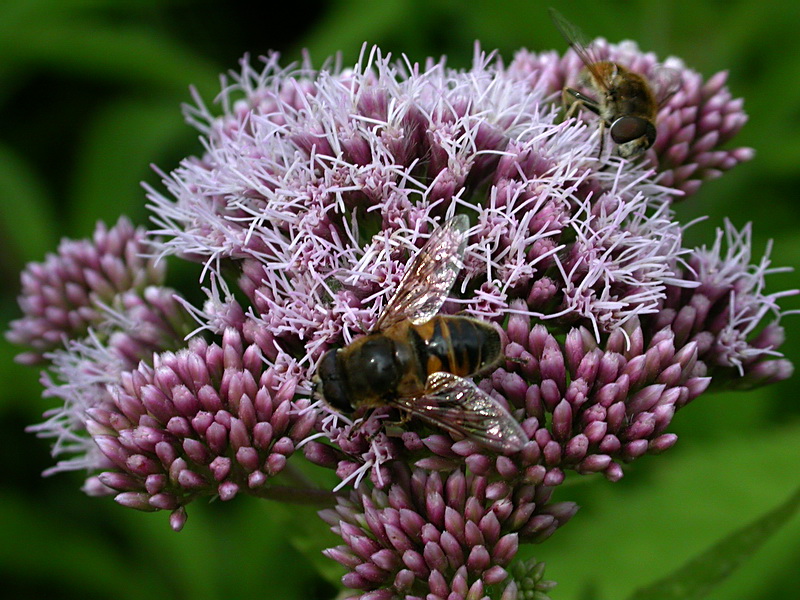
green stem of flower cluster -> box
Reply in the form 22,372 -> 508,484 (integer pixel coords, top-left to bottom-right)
252,484 -> 337,506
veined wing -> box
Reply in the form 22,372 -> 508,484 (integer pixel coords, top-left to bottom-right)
651,66 -> 682,108
374,215 -> 469,331
549,7 -> 612,93
391,371 -> 526,453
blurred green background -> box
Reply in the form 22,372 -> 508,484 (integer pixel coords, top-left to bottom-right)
1,1 -> 798,599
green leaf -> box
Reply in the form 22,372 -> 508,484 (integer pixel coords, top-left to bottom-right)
0,490 -> 165,600
270,500 -> 346,588
0,487 -> 333,600
0,8 -> 218,94
536,423 -> 800,600
68,96 -> 195,235
0,143 -> 57,263
628,485 -> 800,600
118,497 -> 332,600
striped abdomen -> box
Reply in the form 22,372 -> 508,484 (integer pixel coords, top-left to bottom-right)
405,315 -> 502,381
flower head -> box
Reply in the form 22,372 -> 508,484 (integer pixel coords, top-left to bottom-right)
10,218 -> 192,480
319,468 -> 575,598
88,327 -> 316,529
8,217 -> 166,365
8,39 -> 793,599
647,220 -> 796,387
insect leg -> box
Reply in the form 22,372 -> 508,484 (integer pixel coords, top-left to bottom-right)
562,87 -> 601,119
504,354 -> 528,367
597,118 -> 606,159
561,88 -> 607,160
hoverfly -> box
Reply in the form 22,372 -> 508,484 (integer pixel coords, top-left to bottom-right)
315,215 -> 526,453
549,7 -> 679,158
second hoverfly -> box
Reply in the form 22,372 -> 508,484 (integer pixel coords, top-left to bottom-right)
315,215 -> 526,453
549,7 -> 679,159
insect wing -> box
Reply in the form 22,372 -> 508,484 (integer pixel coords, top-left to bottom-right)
651,66 -> 682,108
548,7 -> 611,92
392,371 -> 527,453
374,215 -> 469,331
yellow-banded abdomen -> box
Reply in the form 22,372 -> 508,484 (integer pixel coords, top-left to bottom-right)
406,315 -> 501,380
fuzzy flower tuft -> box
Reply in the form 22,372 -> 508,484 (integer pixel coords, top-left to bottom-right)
647,220 -> 796,387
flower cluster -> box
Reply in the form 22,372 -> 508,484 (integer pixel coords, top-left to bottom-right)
647,220 -> 794,387
9,41 -> 794,599
7,217 -> 166,365
11,218 -> 193,478
320,467 -> 572,598
88,327 -> 317,530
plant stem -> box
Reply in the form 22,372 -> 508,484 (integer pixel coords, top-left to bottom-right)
252,484 -> 337,506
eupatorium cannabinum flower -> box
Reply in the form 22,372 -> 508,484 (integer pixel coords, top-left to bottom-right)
9,40 -> 793,599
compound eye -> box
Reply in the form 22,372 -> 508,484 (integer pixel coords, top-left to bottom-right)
610,116 -> 649,144
317,349 -> 353,412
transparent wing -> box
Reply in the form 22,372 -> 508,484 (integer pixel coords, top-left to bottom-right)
651,66 -> 682,108
549,7 -> 611,92
374,215 -> 469,331
390,372 -> 527,453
